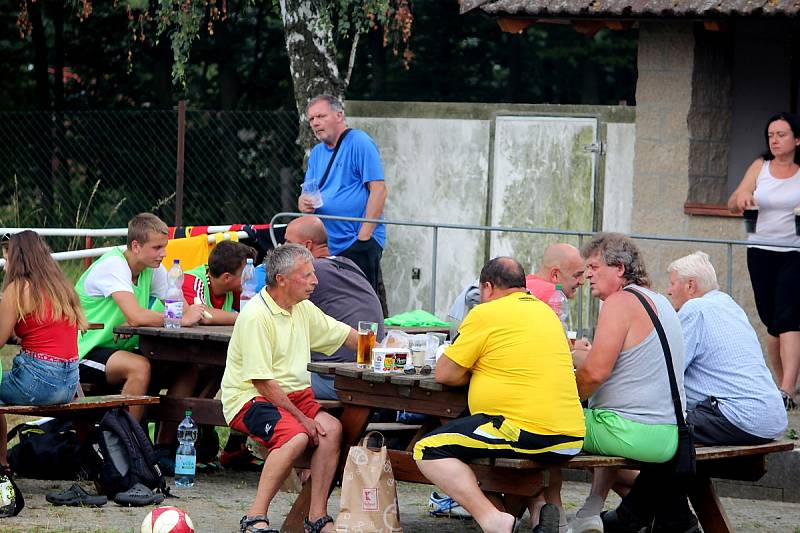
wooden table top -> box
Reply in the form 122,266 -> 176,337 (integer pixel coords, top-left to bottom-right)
390,326 -> 450,336
308,361 -> 458,392
113,324 -> 233,342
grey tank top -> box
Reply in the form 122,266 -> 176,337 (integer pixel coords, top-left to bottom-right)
588,285 -> 686,425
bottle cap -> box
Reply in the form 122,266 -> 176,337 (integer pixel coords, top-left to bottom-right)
247,258 -> 254,264
184,409 -> 192,417
555,284 -> 562,290
173,259 -> 180,264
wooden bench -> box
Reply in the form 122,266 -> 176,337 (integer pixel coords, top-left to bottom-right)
143,397 -> 344,427
0,394 -> 161,442
383,440 -> 794,533
0,395 -> 160,418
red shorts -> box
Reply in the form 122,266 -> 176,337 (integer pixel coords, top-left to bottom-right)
229,388 -> 321,451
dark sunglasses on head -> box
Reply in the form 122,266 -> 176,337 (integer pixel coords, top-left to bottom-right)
1,233 -> 10,243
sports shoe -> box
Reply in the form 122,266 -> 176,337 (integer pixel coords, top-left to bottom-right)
534,503 -> 562,533
566,514 -> 603,533
427,491 -> 472,519
601,509 -> 648,533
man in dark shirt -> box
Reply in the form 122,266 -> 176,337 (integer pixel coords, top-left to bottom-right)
284,215 -> 385,399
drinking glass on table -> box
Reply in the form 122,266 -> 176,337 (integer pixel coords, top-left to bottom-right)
357,321 -> 377,369
410,334 -> 428,370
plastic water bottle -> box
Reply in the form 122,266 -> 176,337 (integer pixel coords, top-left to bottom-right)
175,410 -> 198,487
240,258 -> 256,310
164,259 -> 184,329
547,284 -> 570,332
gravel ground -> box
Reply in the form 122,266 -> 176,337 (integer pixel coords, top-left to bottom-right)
0,470 -> 799,532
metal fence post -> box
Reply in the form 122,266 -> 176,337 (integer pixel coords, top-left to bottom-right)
175,100 -> 186,226
431,226 -> 438,313
727,243 -> 733,295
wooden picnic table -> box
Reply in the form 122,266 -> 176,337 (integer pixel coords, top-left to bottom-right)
299,361 -> 794,533
112,325 -> 233,425
391,325 -> 450,337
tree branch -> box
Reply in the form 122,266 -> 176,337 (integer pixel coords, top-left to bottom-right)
344,31 -> 360,92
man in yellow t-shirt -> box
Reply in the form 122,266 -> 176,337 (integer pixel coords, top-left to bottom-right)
414,256 -> 585,533
221,244 -> 358,533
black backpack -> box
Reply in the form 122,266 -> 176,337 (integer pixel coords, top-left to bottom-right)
8,418 -> 88,480
95,408 -> 169,497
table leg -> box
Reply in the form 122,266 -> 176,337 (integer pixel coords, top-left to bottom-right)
281,405 -> 372,533
688,476 -> 732,533
281,478 -> 312,533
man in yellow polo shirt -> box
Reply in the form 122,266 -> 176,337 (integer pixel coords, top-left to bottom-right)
221,244 -> 358,533
414,256 -> 585,533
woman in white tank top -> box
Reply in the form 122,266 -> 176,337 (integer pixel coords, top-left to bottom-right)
728,112 -> 800,410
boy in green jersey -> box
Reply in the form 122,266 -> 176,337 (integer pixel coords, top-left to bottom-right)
75,213 -> 207,421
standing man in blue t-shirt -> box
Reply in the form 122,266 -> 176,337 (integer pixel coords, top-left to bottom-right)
298,94 -> 387,294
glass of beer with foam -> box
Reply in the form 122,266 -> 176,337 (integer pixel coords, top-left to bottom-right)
357,321 -> 378,369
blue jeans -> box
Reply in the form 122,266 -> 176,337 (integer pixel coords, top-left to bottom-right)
311,373 -> 337,400
0,351 -> 79,405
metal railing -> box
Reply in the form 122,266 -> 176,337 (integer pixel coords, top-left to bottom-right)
270,211 -> 800,334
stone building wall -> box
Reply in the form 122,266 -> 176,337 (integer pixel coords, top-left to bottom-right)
631,22 -> 758,339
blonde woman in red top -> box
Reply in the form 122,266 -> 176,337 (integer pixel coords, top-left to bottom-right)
0,230 -> 87,468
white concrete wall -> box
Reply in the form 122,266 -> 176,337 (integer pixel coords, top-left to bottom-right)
603,123 -> 636,233
347,102 -> 635,318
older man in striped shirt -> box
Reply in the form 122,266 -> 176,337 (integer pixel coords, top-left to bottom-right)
667,251 -> 787,443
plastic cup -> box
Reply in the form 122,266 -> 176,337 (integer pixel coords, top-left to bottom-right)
743,207 -> 758,234
410,334 -> 427,369
301,181 -> 324,208
567,330 -> 577,346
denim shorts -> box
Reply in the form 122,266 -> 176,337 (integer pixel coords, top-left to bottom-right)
0,350 -> 79,406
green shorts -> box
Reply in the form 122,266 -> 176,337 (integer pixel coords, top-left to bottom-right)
582,408 -> 677,463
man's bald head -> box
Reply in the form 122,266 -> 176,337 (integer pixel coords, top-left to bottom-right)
534,243 -> 585,298
284,216 -> 329,258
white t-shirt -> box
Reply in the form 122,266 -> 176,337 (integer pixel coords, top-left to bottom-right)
751,160 -> 800,251
83,255 -> 168,299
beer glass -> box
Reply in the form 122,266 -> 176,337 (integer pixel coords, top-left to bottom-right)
357,321 -> 377,369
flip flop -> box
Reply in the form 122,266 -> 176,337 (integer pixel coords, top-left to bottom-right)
113,483 -> 165,507
46,483 -> 107,507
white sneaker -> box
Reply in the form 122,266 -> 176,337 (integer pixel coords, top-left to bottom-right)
566,514 -> 603,533
427,491 -> 472,519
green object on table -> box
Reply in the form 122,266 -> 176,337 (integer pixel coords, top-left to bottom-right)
384,310 -> 450,327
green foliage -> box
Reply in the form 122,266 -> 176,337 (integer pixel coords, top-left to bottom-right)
156,0 -> 206,86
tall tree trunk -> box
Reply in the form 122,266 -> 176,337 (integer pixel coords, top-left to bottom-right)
278,0 -> 344,152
